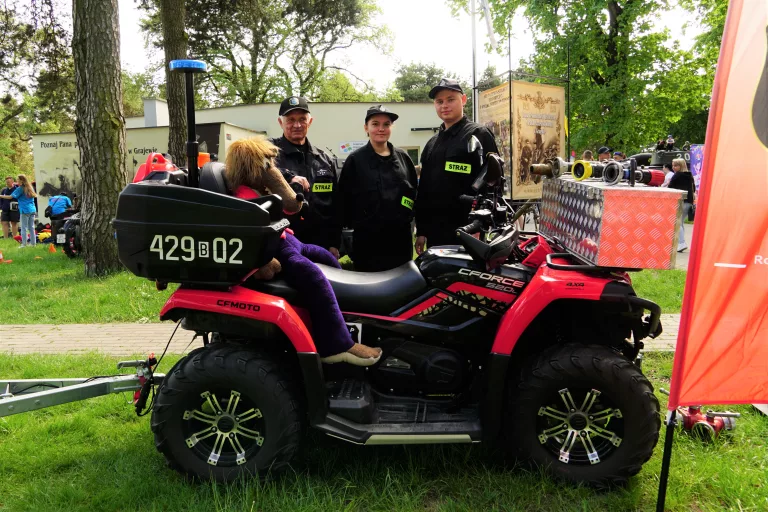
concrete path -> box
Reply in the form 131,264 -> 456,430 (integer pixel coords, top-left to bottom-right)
0,314 -> 682,356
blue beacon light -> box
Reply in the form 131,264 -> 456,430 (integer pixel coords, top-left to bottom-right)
169,60 -> 207,73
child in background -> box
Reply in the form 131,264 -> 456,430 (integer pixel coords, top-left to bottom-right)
0,174 -> 36,247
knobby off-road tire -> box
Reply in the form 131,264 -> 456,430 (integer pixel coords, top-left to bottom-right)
151,344 -> 304,482
506,344 -> 660,488
62,220 -> 80,258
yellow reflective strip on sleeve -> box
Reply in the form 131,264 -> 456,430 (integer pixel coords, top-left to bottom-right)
401,196 -> 414,209
444,161 -> 471,174
312,183 -> 333,192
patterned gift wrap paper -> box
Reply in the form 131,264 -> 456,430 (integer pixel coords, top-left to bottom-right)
539,177 -> 686,269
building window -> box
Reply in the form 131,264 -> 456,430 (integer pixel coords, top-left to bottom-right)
401,146 -> 420,163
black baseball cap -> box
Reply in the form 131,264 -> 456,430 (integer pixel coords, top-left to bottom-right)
365,105 -> 399,123
428,78 -> 464,99
597,146 -> 612,154
279,96 -> 310,116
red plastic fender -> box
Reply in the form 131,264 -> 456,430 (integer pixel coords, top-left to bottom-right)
491,258 -> 626,355
132,153 -> 177,183
159,285 -> 317,353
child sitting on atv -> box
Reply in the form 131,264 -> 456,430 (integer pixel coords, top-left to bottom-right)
225,137 -> 382,366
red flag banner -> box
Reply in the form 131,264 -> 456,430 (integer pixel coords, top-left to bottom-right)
668,0 -> 768,407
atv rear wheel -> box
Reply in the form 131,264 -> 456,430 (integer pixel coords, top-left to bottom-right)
151,344 -> 304,482
506,344 -> 660,487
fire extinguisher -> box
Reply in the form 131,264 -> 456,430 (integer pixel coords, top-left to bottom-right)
660,388 -> 741,440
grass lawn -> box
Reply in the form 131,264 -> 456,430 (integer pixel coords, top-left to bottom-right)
0,238 -> 174,324
0,351 -> 766,511
631,270 -> 687,313
1,236 -> 687,324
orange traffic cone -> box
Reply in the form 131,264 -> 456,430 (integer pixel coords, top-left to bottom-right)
48,243 -> 56,254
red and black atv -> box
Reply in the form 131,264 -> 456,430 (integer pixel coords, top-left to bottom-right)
111,61 -> 662,487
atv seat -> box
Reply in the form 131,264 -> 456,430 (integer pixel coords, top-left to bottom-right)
245,261 -> 428,316
199,162 -> 230,195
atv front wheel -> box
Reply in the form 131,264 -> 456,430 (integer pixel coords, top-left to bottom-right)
151,344 -> 304,482
506,344 -> 660,487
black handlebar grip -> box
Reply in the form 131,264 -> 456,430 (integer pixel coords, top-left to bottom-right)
459,194 -> 477,205
457,219 -> 483,236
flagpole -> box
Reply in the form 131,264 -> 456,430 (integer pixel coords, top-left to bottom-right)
655,409 -> 677,512
471,0 -> 478,122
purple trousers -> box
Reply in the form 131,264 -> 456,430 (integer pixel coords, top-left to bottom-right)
276,234 -> 353,356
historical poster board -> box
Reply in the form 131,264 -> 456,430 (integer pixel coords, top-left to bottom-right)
478,80 -> 565,200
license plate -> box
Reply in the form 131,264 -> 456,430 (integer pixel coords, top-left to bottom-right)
57,234 -> 66,244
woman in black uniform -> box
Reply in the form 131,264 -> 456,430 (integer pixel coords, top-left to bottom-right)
338,105 -> 418,272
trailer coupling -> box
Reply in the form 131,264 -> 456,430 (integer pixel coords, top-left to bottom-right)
0,357 -> 165,418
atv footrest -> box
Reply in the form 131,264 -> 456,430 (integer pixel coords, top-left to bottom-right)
324,379 -> 481,444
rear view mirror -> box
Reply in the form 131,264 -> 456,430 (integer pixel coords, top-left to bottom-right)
485,153 -> 503,185
471,152 -> 504,192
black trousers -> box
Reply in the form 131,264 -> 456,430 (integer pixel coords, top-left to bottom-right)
352,224 -> 413,272
423,225 -> 462,249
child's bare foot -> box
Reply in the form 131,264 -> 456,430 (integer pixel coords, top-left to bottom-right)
321,344 -> 382,366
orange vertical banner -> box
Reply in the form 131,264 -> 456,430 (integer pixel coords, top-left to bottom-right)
668,0 -> 768,408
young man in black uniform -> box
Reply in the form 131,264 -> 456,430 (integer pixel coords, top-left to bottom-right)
270,96 -> 341,257
338,105 -> 418,272
414,78 -> 499,254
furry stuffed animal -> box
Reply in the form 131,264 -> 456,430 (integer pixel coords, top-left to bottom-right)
223,136 -> 382,365
225,137 -> 304,280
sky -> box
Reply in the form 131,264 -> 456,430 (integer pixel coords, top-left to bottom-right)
118,0 -> 697,95
118,0 -> 534,92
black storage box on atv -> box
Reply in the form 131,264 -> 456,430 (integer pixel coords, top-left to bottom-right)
113,182 -> 287,286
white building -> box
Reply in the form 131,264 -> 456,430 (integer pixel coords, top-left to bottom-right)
31,99 -> 439,221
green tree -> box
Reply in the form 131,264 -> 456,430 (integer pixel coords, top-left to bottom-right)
158,0 -> 187,165
669,0 -> 728,144
478,64 -> 502,90
122,70 -> 163,117
139,0 -> 388,106
394,62 -> 473,117
72,0 -> 127,275
450,0 -> 714,153
313,71 -> 376,102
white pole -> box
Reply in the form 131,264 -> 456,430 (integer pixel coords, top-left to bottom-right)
471,0 -> 478,122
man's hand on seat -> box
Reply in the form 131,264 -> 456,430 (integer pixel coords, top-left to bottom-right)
329,247 -> 340,259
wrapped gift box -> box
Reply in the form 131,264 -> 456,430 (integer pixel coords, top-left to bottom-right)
538,177 -> 686,269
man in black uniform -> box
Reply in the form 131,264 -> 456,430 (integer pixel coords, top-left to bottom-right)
270,96 -> 341,257
415,78 -> 499,254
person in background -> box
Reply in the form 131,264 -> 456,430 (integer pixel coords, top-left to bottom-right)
667,158 -> 695,252
270,96 -> 341,257
613,151 -> 626,161
48,192 -> 73,219
415,78 -> 499,254
0,174 -> 37,247
661,163 -> 674,187
338,105 -> 418,272
665,135 -> 675,151
1,176 -> 19,238
581,150 -> 593,161
597,146 -> 612,161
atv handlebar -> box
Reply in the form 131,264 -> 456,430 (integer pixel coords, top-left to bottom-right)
459,194 -> 477,206
457,219 -> 484,236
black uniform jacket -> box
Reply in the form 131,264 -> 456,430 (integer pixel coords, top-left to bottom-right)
338,141 -> 418,231
270,135 -> 341,249
415,116 -> 499,237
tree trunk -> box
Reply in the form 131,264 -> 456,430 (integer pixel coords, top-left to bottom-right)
72,0 -> 126,277
160,0 -> 188,165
